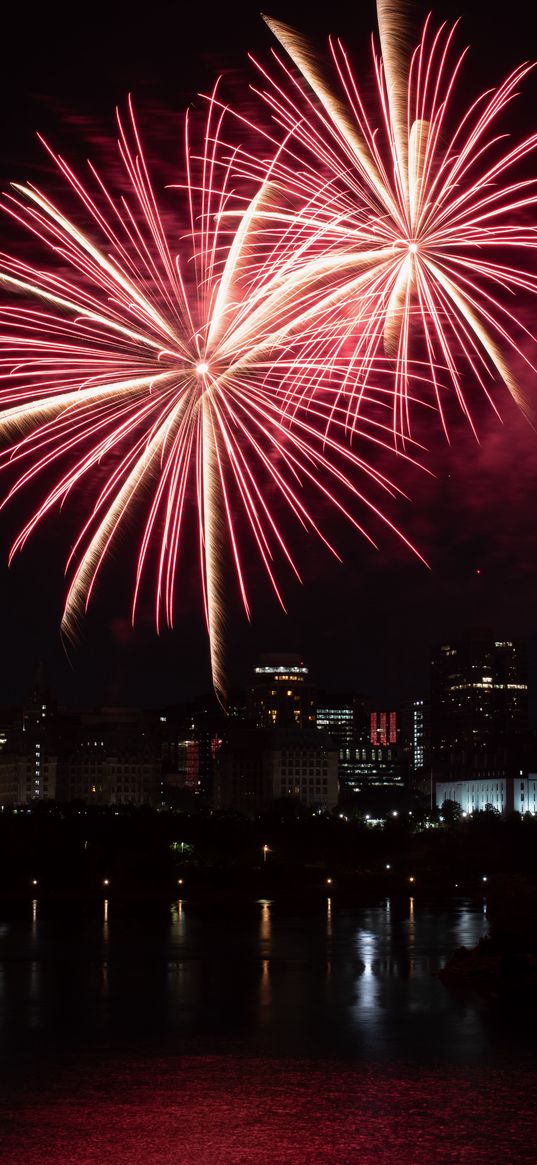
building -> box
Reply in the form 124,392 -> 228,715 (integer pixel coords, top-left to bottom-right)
435,773 -> 537,815
249,654 -> 316,731
316,692 -> 369,755
2,670 -> 60,804
160,697 -> 226,804
0,756 -> 22,806
338,742 -> 407,800
272,730 -> 339,809
431,631 -> 529,813
0,707 -> 22,805
213,725 -> 273,815
316,693 -> 407,803
61,707 -> 161,805
399,697 -> 431,797
408,699 -> 428,771
214,724 -> 339,815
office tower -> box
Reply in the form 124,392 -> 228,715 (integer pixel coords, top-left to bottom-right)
160,696 -> 226,804
249,654 -> 316,731
316,692 -> 369,755
400,697 -> 430,782
13,667 -> 59,803
431,631 -> 529,813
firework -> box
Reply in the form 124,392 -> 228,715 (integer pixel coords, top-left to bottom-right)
238,0 -> 537,439
0,94 -> 423,701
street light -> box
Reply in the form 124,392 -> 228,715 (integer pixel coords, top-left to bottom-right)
263,844 -> 270,863
103,878 -> 110,887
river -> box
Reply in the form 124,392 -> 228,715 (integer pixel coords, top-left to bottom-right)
1,895 -> 536,1162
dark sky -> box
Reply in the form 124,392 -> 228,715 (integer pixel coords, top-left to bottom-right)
0,0 -> 536,712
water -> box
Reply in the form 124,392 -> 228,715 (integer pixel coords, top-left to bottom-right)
1,896 -> 536,1162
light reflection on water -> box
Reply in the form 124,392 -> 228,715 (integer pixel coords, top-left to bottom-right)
2,898 -> 537,1163
0,895 -> 526,1070
355,929 -> 377,1011
259,900 -> 271,945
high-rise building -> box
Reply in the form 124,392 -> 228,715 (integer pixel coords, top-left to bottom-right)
160,697 -> 226,804
338,741 -> 407,800
213,724 -> 272,815
410,700 -> 427,770
10,667 -> 59,803
316,692 -> 369,755
316,693 -> 407,802
400,697 -> 430,776
249,654 -> 316,731
431,631 -> 529,813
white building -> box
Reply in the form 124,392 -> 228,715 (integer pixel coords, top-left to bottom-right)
436,773 -> 537,815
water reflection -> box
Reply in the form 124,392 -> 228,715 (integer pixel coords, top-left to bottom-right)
408,896 -> 416,977
0,897 -> 520,1066
326,897 -> 333,939
260,959 -> 271,1007
355,930 -> 377,1011
258,901 -> 272,1009
171,899 -> 185,938
259,900 -> 271,945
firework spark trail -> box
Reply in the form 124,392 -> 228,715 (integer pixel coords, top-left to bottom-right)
0,92 -> 426,702
232,0 -> 537,440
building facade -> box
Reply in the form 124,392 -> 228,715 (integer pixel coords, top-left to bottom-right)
431,632 -> 529,813
249,654 -> 316,731
61,707 -> 161,805
214,725 -> 339,814
436,773 -> 537,815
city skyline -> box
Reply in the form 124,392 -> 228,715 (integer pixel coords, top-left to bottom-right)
1,634 -> 532,815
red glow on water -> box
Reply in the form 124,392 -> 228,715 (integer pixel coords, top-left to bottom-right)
2,1056 -> 536,1164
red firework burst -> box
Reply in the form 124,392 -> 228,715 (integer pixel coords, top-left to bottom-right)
0,92 -> 424,700
232,0 -> 537,440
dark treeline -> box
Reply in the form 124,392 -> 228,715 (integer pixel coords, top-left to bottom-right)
1,802 -> 537,904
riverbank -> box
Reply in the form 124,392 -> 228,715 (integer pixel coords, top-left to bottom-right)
1,802 -> 536,909
439,874 -> 537,994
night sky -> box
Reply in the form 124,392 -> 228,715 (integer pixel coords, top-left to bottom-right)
0,0 -> 537,712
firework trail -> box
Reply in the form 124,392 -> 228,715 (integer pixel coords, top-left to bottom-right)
237,0 -> 537,440
0,95 -> 424,701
